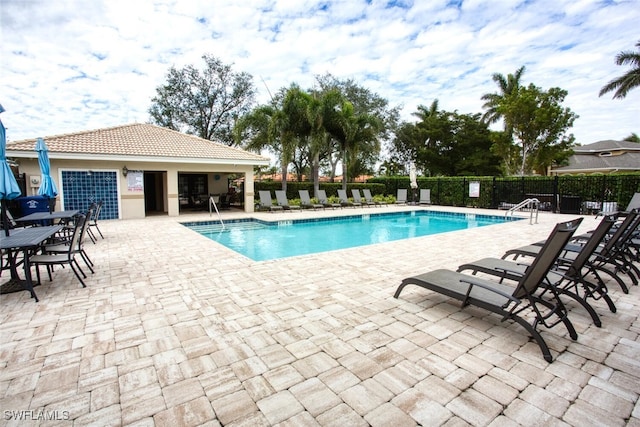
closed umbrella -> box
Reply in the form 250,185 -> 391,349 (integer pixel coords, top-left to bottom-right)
409,162 -> 418,204
35,137 -> 57,213
1,104 -> 21,236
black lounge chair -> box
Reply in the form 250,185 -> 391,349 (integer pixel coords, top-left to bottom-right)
316,190 -> 341,209
394,218 -> 583,362
298,190 -> 323,210
275,190 -> 301,211
457,215 -> 616,327
338,189 -> 360,208
503,210 -> 640,293
258,191 -> 284,212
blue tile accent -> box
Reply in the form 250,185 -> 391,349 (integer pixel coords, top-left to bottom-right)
61,170 -> 119,219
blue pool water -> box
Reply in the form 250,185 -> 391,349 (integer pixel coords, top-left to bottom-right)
182,210 -> 519,261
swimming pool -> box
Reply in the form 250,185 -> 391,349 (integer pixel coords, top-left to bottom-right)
183,210 -> 520,261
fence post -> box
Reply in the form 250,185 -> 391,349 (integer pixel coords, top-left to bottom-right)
553,175 -> 559,213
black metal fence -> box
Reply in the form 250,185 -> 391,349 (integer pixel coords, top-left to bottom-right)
368,174 -> 640,214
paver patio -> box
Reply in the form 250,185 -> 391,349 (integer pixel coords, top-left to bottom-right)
1,205 -> 639,426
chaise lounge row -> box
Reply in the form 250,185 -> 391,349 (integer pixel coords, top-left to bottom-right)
257,189 -> 391,212
395,209 -> 640,362
257,188 -> 433,212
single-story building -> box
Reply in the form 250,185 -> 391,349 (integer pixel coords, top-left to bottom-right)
5,123 -> 271,219
551,140 -> 640,175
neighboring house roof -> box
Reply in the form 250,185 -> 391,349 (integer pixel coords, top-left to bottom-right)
5,123 -> 270,165
551,139 -> 640,174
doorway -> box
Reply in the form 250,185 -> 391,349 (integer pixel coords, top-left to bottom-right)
144,171 -> 166,215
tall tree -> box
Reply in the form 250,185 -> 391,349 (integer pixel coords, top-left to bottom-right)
503,84 -> 577,175
623,132 -> 640,142
481,67 -> 526,174
481,66 -> 526,127
150,54 -> 255,145
599,40 -> 640,99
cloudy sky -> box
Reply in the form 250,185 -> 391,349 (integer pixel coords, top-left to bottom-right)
2,0 -> 638,149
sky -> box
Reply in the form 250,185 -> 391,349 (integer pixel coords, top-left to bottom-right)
1,0 -> 639,152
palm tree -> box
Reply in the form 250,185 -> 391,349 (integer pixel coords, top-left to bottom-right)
322,97 -> 381,191
481,66 -> 526,128
599,40 -> 640,99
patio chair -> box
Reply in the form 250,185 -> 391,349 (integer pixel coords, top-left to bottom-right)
352,189 -> 374,207
298,190 -> 323,210
503,210 -> 640,293
362,189 -> 386,206
316,190 -> 341,209
394,218 -> 583,362
418,189 -> 431,205
43,209 -> 95,273
395,189 -> 407,205
275,190 -> 301,211
458,215 -> 616,327
87,200 -> 104,243
29,214 -> 89,288
258,191 -> 284,212
338,189 -> 360,208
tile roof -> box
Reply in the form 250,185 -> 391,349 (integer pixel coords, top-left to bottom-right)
552,140 -> 640,173
573,139 -> 640,153
6,123 -> 270,164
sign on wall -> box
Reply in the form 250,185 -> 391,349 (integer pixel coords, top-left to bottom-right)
127,171 -> 144,192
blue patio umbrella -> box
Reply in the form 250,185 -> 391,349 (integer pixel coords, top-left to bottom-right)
1,104 -> 22,235
35,137 -> 58,213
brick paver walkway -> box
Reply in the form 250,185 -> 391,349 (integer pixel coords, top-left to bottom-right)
1,206 -> 639,426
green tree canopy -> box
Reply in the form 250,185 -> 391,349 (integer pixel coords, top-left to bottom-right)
501,84 -> 577,175
390,101 -> 502,176
149,54 -> 256,145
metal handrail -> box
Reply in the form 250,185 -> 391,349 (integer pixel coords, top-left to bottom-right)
209,195 -> 226,230
505,198 -> 539,224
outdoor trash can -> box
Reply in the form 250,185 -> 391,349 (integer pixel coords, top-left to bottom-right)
559,195 -> 581,214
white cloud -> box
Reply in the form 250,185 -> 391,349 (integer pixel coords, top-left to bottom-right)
1,0 -> 638,147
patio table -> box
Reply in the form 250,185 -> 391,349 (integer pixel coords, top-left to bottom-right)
0,225 -> 64,302
15,209 -> 79,226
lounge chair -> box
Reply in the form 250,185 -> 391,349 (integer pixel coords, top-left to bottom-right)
418,189 -> 431,205
338,189 -> 360,208
298,190 -> 323,210
597,192 -> 640,216
258,191 -> 284,212
275,190 -> 301,211
352,189 -> 374,207
503,210 -> 640,293
316,190 -> 341,209
458,215 -> 616,327
395,189 -> 407,205
362,189 -> 386,206
394,218 -> 583,362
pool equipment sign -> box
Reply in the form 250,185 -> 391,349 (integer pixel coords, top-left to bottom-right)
469,181 -> 480,198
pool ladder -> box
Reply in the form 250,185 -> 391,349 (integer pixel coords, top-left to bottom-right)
209,195 -> 226,230
505,198 -> 539,224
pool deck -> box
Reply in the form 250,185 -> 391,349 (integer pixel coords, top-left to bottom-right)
1,205 -> 639,426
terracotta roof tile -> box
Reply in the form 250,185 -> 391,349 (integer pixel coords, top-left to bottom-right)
6,123 -> 269,163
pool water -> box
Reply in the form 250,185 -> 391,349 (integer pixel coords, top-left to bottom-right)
182,210 -> 519,261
